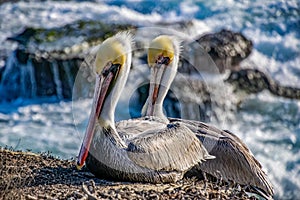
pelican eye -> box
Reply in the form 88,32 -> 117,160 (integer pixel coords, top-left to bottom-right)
162,57 -> 170,65
156,56 -> 171,65
110,63 -> 121,74
102,69 -> 110,77
102,63 -> 121,77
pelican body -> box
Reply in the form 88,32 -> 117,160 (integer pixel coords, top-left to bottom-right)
144,35 -> 274,199
76,32 -> 214,183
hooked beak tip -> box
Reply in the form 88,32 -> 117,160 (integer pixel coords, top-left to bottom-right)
76,160 -> 84,170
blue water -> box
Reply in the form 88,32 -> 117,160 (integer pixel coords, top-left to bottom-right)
0,0 -> 299,199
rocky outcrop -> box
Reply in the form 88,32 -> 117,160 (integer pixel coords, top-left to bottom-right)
1,22 -> 299,111
180,29 -> 253,74
0,20 -> 135,101
0,49 -> 82,100
197,29 -> 253,72
226,68 -> 300,99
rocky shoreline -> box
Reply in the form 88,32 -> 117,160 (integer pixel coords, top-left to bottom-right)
0,148 -> 256,199
2,20 -> 300,105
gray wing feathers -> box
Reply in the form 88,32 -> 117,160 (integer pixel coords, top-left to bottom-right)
169,118 -> 274,197
201,136 -> 273,195
116,117 -> 167,139
126,123 -> 214,172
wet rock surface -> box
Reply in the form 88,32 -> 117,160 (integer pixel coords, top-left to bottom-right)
0,20 -> 135,101
7,20 -> 136,58
180,29 -> 253,74
196,29 -> 253,72
0,24 -> 253,102
0,148 -> 255,200
226,68 -> 300,99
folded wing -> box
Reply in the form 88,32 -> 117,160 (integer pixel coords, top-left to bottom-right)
126,122 -> 215,172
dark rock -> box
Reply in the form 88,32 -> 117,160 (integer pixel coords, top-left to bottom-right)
197,29 -> 253,72
227,68 -> 300,99
7,27 -> 38,47
180,29 -> 253,74
0,20 -> 135,101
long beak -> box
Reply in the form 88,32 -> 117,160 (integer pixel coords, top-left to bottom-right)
146,63 -> 166,116
76,64 -> 120,169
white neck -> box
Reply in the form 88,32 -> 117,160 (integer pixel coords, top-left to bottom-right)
97,32 -> 132,127
99,58 -> 131,127
142,57 -> 179,121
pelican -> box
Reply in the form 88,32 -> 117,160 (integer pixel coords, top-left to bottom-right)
143,35 -> 274,199
76,32 -> 214,183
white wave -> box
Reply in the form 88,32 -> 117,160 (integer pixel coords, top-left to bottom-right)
216,91 -> 300,198
180,1 -> 199,16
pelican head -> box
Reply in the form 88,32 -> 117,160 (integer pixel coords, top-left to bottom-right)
77,32 -> 133,169
143,35 -> 180,120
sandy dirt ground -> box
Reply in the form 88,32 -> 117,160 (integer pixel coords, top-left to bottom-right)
0,148 -> 256,199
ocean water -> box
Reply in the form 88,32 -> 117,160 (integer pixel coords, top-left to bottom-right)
0,0 -> 299,199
